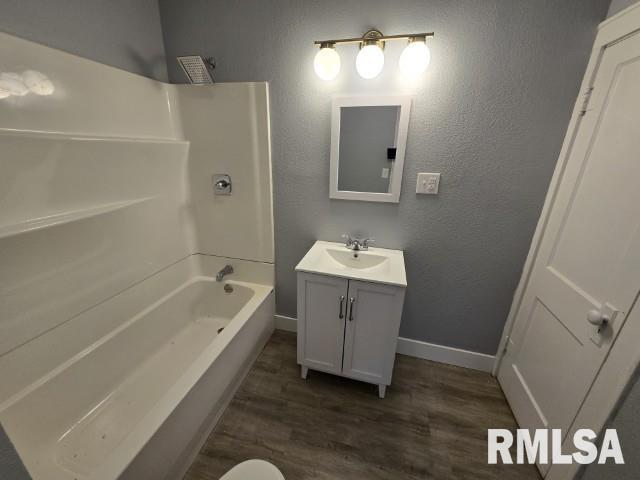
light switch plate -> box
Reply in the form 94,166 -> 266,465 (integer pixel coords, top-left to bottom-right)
416,173 -> 440,194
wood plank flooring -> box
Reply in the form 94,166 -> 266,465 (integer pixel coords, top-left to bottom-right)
184,331 -> 540,480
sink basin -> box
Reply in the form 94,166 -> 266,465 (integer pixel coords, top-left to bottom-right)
295,241 -> 407,287
325,248 -> 388,270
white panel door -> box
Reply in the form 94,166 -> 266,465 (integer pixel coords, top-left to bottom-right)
297,273 -> 348,375
342,280 -> 405,386
498,32 -> 640,473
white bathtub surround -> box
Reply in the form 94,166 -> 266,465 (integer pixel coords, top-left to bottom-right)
0,33 -> 274,480
0,34 -> 176,138
0,133 -> 192,357
174,83 -> 274,262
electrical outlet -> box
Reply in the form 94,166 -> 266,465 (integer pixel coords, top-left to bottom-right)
381,168 -> 390,179
416,173 -> 440,194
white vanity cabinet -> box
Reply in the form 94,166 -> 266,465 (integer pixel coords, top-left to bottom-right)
295,241 -> 407,398
296,273 -> 349,376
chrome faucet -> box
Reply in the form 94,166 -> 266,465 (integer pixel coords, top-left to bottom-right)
216,264 -> 234,282
342,234 -> 374,251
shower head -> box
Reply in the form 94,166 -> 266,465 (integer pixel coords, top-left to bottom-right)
176,56 -> 215,84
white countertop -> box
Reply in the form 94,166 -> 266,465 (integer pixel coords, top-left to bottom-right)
295,240 -> 407,287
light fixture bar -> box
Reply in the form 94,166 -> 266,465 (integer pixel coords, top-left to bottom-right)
314,32 -> 434,46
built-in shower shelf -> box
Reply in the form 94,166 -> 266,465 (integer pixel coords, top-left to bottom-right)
0,198 -> 151,240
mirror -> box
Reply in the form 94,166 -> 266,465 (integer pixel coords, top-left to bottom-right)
330,96 -> 411,203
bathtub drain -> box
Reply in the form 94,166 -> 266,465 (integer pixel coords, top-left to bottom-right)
224,284 -> 234,293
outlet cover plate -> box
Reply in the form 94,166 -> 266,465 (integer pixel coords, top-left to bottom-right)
416,173 -> 440,194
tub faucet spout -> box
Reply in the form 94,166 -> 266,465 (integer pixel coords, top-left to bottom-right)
216,264 -> 234,282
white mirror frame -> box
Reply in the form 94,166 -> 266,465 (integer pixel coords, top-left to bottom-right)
330,95 -> 411,203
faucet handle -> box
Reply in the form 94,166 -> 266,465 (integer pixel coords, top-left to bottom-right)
362,238 -> 374,248
342,234 -> 354,246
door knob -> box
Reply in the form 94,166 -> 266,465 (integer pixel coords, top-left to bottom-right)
587,309 -> 609,332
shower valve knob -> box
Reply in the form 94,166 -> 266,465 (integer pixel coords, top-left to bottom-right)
213,174 -> 232,195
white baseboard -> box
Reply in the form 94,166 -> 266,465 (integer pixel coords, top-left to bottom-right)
274,314 -> 298,332
274,315 -> 495,373
396,337 -> 495,372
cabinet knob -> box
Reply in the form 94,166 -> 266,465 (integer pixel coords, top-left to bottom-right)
339,295 -> 345,319
348,297 -> 355,321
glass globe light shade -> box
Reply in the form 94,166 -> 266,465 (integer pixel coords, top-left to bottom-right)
356,44 -> 385,79
399,40 -> 431,77
314,47 -> 341,81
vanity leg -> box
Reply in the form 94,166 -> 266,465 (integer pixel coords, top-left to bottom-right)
378,384 -> 386,399
301,366 -> 308,380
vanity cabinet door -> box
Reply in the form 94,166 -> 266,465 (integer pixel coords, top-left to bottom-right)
341,280 -> 405,386
297,272 -> 349,375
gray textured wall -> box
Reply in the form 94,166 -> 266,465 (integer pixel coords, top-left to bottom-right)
0,0 -> 168,81
160,0 -> 609,354
608,0 -> 638,16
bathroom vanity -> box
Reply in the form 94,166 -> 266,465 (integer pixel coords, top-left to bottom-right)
295,240 -> 407,398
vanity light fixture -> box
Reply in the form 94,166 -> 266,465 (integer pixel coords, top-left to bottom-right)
314,43 -> 341,81
399,36 -> 431,77
355,30 -> 385,79
314,30 -> 434,80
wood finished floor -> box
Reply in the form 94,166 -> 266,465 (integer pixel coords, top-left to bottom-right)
184,331 -> 540,480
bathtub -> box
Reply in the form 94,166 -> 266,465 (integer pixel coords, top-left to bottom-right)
0,254 -> 275,480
